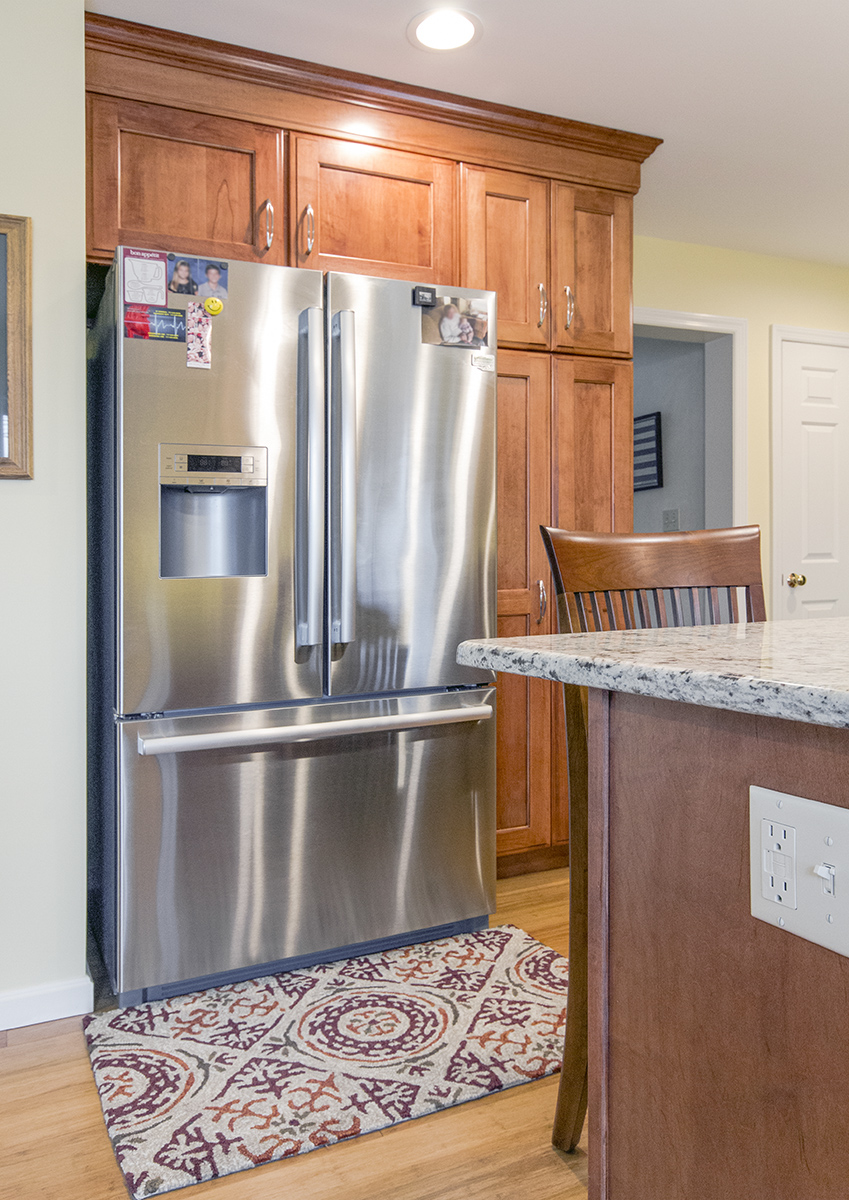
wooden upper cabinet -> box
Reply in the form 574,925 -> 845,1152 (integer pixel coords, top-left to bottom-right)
462,166 -> 632,356
461,166 -> 549,349
292,136 -> 456,281
552,184 -> 633,356
87,95 -> 284,265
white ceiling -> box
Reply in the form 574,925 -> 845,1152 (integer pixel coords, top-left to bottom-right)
86,0 -> 849,267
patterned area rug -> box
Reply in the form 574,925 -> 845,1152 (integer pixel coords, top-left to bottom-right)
84,924 -> 568,1198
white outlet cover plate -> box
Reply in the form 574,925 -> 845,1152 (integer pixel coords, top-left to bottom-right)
750,785 -> 849,958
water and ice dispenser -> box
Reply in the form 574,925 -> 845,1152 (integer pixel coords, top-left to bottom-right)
159,444 -> 268,578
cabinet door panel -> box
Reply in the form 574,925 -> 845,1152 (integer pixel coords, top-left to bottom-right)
548,357 -> 633,857
87,95 -> 283,265
553,185 -> 632,356
553,356 -> 633,535
293,136 -> 455,281
496,352 -> 553,855
461,166 -> 549,349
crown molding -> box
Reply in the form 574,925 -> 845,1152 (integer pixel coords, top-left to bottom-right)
85,13 -> 662,166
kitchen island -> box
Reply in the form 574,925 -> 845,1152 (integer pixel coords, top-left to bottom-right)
459,619 -> 849,1200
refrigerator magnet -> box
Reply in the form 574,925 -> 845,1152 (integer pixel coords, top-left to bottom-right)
166,255 -> 230,302
186,302 -> 212,369
421,295 -> 490,349
123,305 -> 187,342
122,248 -> 168,307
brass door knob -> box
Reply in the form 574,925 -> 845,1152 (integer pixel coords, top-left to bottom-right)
787,572 -> 807,588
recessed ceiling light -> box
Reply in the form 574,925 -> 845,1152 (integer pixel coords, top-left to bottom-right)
407,9 -> 482,51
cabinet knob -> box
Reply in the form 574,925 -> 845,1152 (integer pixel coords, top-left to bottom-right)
786,572 -> 807,588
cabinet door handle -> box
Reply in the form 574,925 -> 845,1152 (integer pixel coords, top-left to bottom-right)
304,203 -> 315,256
537,579 -> 547,624
564,285 -> 575,329
537,283 -> 548,329
259,199 -> 274,250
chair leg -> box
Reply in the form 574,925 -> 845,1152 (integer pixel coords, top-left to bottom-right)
552,684 -> 589,1154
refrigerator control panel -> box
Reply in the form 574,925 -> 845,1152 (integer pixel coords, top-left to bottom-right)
159,444 -> 268,487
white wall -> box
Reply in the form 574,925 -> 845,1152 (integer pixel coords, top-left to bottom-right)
0,0 -> 91,1027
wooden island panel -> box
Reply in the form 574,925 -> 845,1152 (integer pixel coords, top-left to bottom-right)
590,689 -> 849,1200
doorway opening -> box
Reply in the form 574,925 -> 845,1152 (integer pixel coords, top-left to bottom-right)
633,308 -> 748,534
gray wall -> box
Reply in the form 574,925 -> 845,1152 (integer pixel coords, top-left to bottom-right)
633,337 -> 706,533
633,332 -> 734,534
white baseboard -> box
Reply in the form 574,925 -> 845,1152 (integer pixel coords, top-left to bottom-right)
0,975 -> 94,1031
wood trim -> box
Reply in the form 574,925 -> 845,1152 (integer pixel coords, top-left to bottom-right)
495,843 -> 569,877
0,214 -> 33,480
85,14 -> 662,168
587,686 -> 610,1200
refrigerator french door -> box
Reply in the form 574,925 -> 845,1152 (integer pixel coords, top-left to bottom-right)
88,253 -> 497,1004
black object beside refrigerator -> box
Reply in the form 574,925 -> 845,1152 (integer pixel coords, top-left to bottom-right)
88,250 -> 497,1006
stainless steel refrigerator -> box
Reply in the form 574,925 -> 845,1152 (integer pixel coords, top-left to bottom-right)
88,251 -> 497,1005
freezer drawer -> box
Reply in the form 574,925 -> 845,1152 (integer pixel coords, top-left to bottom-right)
113,689 -> 495,996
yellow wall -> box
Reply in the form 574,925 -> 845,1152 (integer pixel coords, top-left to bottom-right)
634,236 -> 849,586
0,0 -> 89,1025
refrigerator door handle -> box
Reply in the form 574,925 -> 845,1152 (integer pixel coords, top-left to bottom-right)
295,307 -> 325,651
331,309 -> 357,646
137,703 -> 493,756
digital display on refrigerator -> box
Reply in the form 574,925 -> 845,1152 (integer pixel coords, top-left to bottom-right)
187,454 -> 242,473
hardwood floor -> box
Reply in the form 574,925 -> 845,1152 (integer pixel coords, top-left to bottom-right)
0,870 -> 587,1200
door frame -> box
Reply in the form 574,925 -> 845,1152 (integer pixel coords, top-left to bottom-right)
634,307 -> 748,527
770,324 -> 849,616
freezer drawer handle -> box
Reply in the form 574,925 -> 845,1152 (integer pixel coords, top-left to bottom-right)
137,704 -> 493,756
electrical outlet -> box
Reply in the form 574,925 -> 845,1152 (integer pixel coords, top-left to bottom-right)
750,785 -> 849,957
760,818 -> 797,907
662,508 -> 679,531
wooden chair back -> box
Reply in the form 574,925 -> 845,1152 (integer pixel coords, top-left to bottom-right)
540,525 -> 767,632
539,524 -> 766,1155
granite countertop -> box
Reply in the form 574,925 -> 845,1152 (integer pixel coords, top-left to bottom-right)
457,618 -> 849,729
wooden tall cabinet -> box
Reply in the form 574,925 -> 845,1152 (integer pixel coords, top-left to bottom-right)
495,353 -> 555,857
85,13 -> 660,877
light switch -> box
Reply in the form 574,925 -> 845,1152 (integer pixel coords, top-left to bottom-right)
750,786 -> 849,957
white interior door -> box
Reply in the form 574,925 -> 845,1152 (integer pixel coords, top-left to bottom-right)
772,327 -> 849,619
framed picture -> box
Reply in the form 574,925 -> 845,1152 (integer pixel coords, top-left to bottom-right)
633,411 -> 663,491
0,214 -> 33,479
